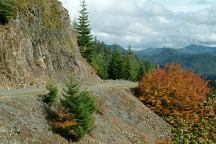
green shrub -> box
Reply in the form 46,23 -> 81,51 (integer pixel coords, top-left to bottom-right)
59,77 -> 97,139
43,80 -> 58,105
0,0 -> 15,24
44,77 -> 97,140
65,91 -> 96,137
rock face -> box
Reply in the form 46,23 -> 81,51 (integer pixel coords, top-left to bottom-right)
0,0 -> 101,88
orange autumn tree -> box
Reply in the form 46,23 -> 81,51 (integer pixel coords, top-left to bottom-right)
138,64 -> 210,116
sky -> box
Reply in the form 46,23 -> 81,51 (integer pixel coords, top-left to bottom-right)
59,0 -> 216,49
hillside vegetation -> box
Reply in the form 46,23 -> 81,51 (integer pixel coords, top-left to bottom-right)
90,42 -> 154,81
139,64 -> 216,143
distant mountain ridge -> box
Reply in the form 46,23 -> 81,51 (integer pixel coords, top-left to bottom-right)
182,44 -> 216,54
135,44 -> 216,57
134,44 -> 216,80
105,44 -> 126,52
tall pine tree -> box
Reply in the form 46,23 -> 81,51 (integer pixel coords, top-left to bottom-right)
76,0 -> 94,62
137,60 -> 146,80
123,44 -> 138,81
108,48 -> 124,79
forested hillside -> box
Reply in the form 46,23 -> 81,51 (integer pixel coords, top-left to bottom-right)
90,41 -> 154,81
135,45 -> 216,80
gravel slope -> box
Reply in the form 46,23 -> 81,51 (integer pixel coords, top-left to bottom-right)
0,80 -> 172,144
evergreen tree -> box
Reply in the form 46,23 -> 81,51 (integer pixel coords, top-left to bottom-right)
108,48 -> 124,79
43,79 -> 58,105
72,18 -> 79,31
137,60 -> 146,80
144,61 -> 154,73
91,53 -> 109,79
90,40 -> 112,79
76,0 -> 94,62
123,44 -> 138,81
62,76 -> 97,139
88,39 -> 153,81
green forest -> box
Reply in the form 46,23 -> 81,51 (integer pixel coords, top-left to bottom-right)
73,0 -> 153,82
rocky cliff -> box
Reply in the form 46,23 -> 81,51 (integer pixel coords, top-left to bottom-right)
0,0 -> 101,88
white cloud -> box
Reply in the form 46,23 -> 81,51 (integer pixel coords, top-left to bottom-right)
190,0 -> 216,5
59,0 -> 216,49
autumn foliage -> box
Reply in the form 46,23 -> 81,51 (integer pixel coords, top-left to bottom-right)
138,64 -> 210,116
138,64 -> 215,143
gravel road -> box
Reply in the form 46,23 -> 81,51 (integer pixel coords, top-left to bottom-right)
0,88 -> 46,97
0,80 -> 137,97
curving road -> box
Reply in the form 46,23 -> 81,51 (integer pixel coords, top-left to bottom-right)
0,88 -> 46,98
0,80 -> 138,98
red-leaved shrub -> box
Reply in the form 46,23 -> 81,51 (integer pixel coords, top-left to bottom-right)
138,64 -> 210,117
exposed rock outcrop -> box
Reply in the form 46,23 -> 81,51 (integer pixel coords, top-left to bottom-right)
0,0 -> 101,88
